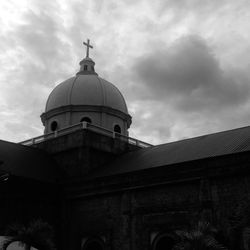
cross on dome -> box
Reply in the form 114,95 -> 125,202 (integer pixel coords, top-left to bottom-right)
83,39 -> 93,58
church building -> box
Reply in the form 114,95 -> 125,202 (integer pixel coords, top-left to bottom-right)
1,39 -> 250,250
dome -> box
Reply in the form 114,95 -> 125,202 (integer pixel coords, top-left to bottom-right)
41,40 -> 131,136
45,74 -> 128,114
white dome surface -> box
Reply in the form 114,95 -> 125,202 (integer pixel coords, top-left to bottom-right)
46,74 -> 128,114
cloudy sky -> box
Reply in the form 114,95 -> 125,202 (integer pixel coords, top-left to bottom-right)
0,0 -> 250,145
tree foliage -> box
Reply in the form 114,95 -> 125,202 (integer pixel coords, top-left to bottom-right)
229,198 -> 250,250
0,219 -> 56,250
173,221 -> 227,250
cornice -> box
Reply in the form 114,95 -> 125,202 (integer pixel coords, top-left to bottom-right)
41,105 -> 132,127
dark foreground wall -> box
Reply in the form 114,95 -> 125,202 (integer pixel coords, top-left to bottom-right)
62,151 -> 250,250
0,176 -> 60,246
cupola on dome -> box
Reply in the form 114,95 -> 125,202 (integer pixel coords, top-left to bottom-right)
41,39 -> 132,136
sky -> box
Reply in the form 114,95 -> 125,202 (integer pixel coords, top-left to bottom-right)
0,0 -> 250,145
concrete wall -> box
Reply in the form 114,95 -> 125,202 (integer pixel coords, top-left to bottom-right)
44,111 -> 129,136
62,152 -> 250,250
35,129 -> 139,178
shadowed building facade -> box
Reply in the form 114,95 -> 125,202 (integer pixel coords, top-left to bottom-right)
1,40 -> 250,250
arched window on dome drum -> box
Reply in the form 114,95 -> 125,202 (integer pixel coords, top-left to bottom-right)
114,124 -> 121,134
80,117 -> 92,124
84,65 -> 88,71
50,121 -> 58,131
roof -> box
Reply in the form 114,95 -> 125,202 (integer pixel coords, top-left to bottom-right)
0,140 -> 57,183
88,125 -> 250,178
45,74 -> 128,114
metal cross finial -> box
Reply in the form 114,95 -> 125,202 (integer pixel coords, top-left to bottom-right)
83,39 -> 93,58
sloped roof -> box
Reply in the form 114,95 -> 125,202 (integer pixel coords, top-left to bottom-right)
0,140 -> 57,183
89,125 -> 250,178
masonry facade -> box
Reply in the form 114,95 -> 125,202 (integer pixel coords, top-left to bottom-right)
32,126 -> 250,250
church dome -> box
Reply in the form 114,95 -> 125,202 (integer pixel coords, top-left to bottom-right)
45,74 -> 128,114
41,39 -> 131,136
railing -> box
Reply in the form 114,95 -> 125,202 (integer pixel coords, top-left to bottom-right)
20,122 -> 153,148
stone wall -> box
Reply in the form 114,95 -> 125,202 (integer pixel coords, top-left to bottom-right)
62,151 -> 250,250
35,129 -> 139,178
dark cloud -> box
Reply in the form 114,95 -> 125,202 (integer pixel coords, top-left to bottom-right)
134,35 -> 250,112
154,0 -> 249,22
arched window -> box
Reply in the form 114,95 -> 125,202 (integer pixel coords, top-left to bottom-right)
83,238 -> 104,250
152,234 -> 175,250
80,117 -> 92,124
84,65 -> 88,71
50,121 -> 58,131
114,124 -> 121,134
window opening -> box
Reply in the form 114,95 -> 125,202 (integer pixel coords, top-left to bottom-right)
50,121 -> 58,131
83,238 -> 104,250
153,234 -> 175,250
80,117 -> 92,124
114,124 -> 121,134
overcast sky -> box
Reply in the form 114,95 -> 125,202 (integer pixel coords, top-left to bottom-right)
0,0 -> 250,144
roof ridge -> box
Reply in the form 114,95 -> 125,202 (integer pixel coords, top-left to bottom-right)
0,139 -> 50,154
154,125 -> 250,148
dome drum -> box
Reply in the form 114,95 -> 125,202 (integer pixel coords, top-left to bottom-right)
41,105 -> 132,135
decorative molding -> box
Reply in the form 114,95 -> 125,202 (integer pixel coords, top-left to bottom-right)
41,105 -> 132,127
